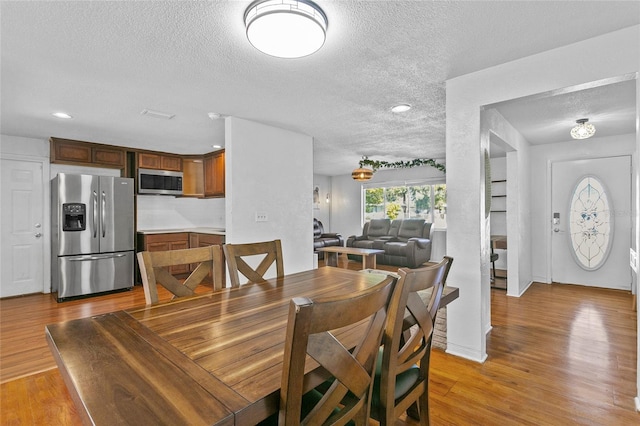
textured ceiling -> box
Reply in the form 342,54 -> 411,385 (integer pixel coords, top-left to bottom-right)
489,76 -> 637,157
1,1 -> 639,175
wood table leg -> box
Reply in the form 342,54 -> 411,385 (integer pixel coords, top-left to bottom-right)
325,252 -> 339,267
362,254 -> 377,269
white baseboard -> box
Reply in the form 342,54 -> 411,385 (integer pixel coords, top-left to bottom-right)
635,396 -> 640,412
446,342 -> 488,363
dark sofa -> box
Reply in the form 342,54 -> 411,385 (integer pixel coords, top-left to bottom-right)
313,218 -> 344,260
346,218 -> 432,268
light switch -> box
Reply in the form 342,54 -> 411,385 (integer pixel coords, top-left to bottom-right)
255,212 -> 268,222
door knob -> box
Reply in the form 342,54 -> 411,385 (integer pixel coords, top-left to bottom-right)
34,223 -> 41,228
34,232 -> 42,238
553,228 -> 560,233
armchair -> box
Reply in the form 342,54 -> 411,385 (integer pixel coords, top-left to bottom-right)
313,218 -> 344,260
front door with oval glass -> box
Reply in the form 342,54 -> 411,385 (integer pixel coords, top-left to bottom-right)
551,156 -> 631,290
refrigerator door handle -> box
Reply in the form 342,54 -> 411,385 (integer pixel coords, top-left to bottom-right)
68,253 -> 128,261
92,191 -> 98,238
101,191 -> 106,238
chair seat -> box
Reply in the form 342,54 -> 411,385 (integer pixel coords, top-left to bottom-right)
258,389 -> 337,425
371,347 -> 421,412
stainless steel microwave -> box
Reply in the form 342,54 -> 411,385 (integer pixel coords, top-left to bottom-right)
138,168 -> 183,195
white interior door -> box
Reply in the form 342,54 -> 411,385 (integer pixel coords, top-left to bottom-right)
0,159 -> 44,297
551,156 -> 631,290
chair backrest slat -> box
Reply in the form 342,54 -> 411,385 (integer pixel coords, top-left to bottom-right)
137,245 -> 224,305
279,274 -> 399,425
376,256 -> 453,425
223,239 -> 284,287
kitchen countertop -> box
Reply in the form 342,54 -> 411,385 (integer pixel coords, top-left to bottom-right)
137,227 -> 225,235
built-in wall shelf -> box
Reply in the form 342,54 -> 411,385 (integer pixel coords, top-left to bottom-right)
490,180 -> 506,213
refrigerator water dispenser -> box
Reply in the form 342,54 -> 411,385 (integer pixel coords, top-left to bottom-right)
62,203 -> 86,231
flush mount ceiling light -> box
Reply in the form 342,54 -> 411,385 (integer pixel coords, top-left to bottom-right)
244,0 -> 328,59
570,118 -> 596,140
52,112 -> 73,119
391,104 -> 411,113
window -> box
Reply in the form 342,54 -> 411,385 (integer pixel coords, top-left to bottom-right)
364,183 -> 446,228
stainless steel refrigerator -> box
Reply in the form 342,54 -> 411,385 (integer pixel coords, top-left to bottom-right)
51,173 -> 134,301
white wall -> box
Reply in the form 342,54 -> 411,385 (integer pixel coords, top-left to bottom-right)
482,108 -> 532,299
530,133 -> 636,283
446,25 -> 639,365
0,134 -> 49,157
635,59 -> 640,412
137,196 -> 225,230
312,174 -> 331,230
225,117 -> 314,276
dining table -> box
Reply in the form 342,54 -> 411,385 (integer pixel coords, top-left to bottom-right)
46,266 -> 459,426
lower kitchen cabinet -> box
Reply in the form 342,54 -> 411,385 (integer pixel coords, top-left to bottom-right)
138,233 -> 190,274
189,233 -> 224,249
137,231 -> 225,284
189,233 -> 226,282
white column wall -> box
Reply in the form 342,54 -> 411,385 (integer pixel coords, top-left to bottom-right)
446,25 -> 639,363
225,117 -> 314,277
482,108 -> 532,298
635,64 -> 640,412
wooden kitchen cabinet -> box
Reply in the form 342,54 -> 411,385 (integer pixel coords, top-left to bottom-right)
138,233 -> 190,274
189,232 -> 226,281
204,150 -> 225,198
138,152 -> 182,171
137,232 -> 225,282
50,138 -> 125,169
189,233 -> 224,248
182,157 -> 204,197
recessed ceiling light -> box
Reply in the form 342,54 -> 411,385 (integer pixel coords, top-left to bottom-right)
212,145 -> 222,149
391,104 -> 411,113
52,112 -> 73,119
208,112 -> 222,120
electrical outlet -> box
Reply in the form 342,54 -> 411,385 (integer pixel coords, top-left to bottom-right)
255,212 -> 268,222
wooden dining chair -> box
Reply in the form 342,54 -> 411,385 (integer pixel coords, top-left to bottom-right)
372,256 -> 454,426
277,274 -> 399,425
137,245 -> 224,305
223,239 -> 284,287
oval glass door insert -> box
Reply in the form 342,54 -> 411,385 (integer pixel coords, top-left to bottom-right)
568,175 -> 613,270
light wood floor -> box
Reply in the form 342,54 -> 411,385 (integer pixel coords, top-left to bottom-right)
1,258 -> 638,424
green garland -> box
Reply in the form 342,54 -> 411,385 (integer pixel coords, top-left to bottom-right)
359,156 -> 446,174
